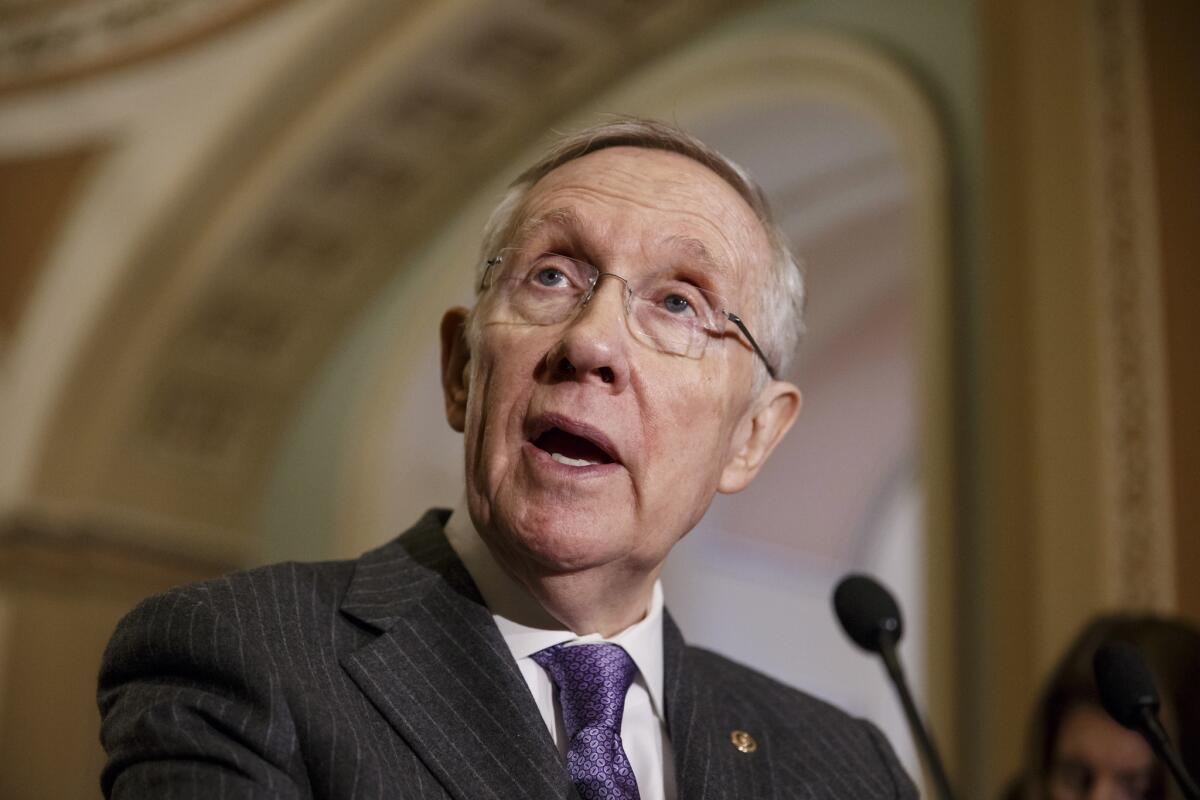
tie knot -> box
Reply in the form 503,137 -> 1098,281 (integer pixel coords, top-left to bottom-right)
532,643 -> 639,735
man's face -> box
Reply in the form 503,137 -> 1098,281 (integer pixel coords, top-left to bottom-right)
442,146 -> 796,584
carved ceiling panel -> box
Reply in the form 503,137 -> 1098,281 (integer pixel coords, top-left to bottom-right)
0,146 -> 102,337
0,0 -> 292,93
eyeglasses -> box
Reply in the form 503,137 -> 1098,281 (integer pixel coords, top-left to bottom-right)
479,250 -> 777,379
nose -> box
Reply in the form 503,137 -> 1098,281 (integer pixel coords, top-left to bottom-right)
546,275 -> 631,391
1082,778 -> 1121,800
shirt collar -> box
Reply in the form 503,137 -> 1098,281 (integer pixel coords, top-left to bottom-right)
443,496 -> 666,720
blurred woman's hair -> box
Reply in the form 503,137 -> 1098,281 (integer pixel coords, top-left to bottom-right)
1006,614 -> 1200,800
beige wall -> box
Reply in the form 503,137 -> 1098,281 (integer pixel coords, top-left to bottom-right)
0,524 -> 228,799
1144,0 -> 1200,627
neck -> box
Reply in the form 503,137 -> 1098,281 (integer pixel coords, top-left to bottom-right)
518,565 -> 659,637
444,501 -> 658,637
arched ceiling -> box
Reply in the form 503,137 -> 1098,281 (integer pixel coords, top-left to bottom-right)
0,0 -> 293,95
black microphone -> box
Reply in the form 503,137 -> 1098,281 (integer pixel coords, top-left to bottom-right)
833,574 -> 957,800
1093,641 -> 1200,800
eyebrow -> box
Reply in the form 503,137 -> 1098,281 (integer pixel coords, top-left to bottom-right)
662,234 -> 735,282
509,206 -> 583,249
509,207 -> 736,283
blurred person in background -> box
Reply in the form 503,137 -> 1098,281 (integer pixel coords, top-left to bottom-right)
1003,614 -> 1200,800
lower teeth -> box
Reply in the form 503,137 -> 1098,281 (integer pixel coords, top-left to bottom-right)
551,452 -> 596,467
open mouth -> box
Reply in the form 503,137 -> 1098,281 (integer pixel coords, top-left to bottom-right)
531,427 -> 616,468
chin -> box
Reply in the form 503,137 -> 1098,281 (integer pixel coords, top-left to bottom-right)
498,498 -> 633,574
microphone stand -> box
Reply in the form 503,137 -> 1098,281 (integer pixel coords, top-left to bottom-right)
1138,706 -> 1200,800
877,630 -> 956,800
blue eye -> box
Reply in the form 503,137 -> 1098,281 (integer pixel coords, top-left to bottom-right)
663,294 -> 692,314
535,268 -> 566,287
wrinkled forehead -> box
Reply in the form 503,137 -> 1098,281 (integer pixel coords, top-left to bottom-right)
506,206 -> 736,283
510,147 -> 773,288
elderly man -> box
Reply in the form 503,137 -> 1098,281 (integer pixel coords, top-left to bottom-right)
99,119 -> 916,799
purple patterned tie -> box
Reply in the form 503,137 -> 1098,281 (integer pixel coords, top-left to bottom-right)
532,643 -> 642,800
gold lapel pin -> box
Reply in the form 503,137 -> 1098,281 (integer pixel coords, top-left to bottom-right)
730,729 -> 757,753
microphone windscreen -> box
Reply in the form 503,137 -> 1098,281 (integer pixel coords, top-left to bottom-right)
833,574 -> 904,653
1093,641 -> 1161,730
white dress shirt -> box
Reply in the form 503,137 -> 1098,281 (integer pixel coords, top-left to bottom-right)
444,500 -> 677,800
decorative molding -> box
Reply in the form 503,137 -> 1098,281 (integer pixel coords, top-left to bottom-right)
1086,0 -> 1175,609
0,0 -> 291,94
0,506 -> 242,578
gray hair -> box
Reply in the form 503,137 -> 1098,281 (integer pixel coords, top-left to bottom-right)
476,117 -> 805,382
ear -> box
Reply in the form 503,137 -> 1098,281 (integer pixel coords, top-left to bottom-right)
440,307 -> 472,432
718,379 -> 802,493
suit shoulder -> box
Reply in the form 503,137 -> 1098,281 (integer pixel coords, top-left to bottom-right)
142,556 -> 356,616
685,645 -> 853,722
106,556 -> 360,661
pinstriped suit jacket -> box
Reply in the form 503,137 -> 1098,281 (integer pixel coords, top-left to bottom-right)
98,509 -> 916,799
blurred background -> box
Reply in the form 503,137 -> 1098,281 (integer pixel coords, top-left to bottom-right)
0,0 -> 1196,797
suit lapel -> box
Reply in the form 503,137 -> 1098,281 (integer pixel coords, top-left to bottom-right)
340,511 -> 577,800
664,613 -> 776,800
